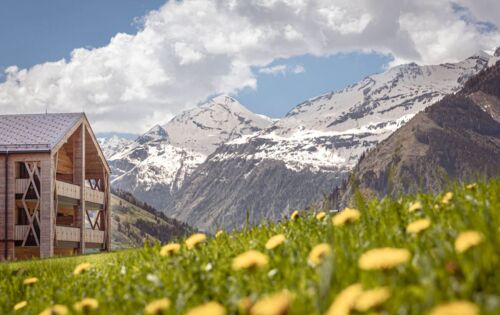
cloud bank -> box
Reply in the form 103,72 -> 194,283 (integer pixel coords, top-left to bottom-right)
0,0 -> 499,133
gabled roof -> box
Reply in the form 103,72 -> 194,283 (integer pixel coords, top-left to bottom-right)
0,113 -> 84,152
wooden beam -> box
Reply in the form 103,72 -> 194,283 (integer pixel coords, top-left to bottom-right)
40,158 -> 55,258
51,116 -> 85,154
82,118 -> 110,174
73,125 -> 86,254
104,170 -> 111,251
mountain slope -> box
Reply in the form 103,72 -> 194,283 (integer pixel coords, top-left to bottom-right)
342,61 -> 500,202
108,95 -> 272,210
98,135 -> 134,158
170,53 -> 493,231
111,191 -> 192,249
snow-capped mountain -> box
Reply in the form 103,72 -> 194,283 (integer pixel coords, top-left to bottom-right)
169,52 -> 493,231
98,135 -> 134,158
107,95 -> 273,210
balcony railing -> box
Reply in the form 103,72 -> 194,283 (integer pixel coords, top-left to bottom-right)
14,225 -> 104,244
56,226 -> 80,242
15,178 -> 31,195
15,179 -> 104,204
14,225 -> 29,241
56,180 -> 80,199
84,187 -> 105,205
84,229 -> 105,243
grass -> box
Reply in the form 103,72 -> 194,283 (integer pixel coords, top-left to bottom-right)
1,180 -> 499,314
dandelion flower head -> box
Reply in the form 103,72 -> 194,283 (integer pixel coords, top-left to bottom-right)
233,250 -> 269,270
160,243 -> 181,256
265,234 -> 286,250
332,208 -> 360,226
455,231 -> 483,253
185,233 -> 207,249
358,247 -> 411,270
308,243 -> 332,267
185,302 -> 226,315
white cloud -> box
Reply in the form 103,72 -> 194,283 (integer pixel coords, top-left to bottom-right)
0,0 -> 498,133
259,64 -> 288,75
259,64 -> 306,75
292,65 -> 305,74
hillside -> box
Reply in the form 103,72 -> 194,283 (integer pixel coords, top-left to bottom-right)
342,61 -> 500,203
111,191 -> 192,249
169,53 -> 493,231
1,180 -> 499,314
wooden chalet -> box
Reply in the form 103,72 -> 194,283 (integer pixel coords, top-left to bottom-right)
0,113 -> 111,260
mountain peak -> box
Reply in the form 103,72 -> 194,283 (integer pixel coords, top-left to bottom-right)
495,47 -> 500,57
203,94 -> 252,114
136,124 -> 167,144
211,94 -> 237,104
467,50 -> 491,60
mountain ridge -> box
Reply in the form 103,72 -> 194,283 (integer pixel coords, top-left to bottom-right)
168,53 -> 495,231
341,60 -> 500,202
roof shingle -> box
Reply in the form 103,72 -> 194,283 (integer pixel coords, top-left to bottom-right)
0,113 -> 84,152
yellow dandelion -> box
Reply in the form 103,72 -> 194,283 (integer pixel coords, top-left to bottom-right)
232,250 -> 269,270
238,297 -> 253,314
185,233 -> 207,249
358,247 -> 411,270
250,291 -> 291,315
39,305 -> 69,315
408,201 -> 422,213
316,212 -> 326,220
441,192 -> 453,205
73,298 -> 99,312
215,230 -> 224,238
73,262 -> 92,275
455,231 -> 483,253
144,298 -> 171,314
291,210 -> 300,221
466,183 -> 477,190
354,287 -> 391,312
308,243 -> 332,267
325,283 -> 363,315
14,301 -> 28,311
160,243 -> 181,256
265,234 -> 286,250
185,301 -> 226,315
406,218 -> 431,234
428,301 -> 479,315
332,208 -> 360,226
23,277 -> 38,285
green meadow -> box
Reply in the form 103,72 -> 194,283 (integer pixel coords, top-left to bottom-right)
1,180 -> 499,314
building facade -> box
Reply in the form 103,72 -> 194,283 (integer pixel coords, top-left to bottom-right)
0,113 -> 111,260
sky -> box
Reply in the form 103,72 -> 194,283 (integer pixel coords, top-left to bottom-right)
0,0 -> 499,134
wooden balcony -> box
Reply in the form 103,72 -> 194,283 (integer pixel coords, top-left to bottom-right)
14,225 -> 29,241
84,229 -> 104,243
15,179 -> 104,204
56,226 -> 80,242
56,180 -> 80,199
84,186 -> 105,205
57,180 -> 105,204
14,225 -> 104,244
14,178 -> 31,195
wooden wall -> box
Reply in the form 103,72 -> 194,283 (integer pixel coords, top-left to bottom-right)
0,155 -> 15,260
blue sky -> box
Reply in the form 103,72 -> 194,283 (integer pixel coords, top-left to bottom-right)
0,0 -> 164,70
0,0 -> 390,122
